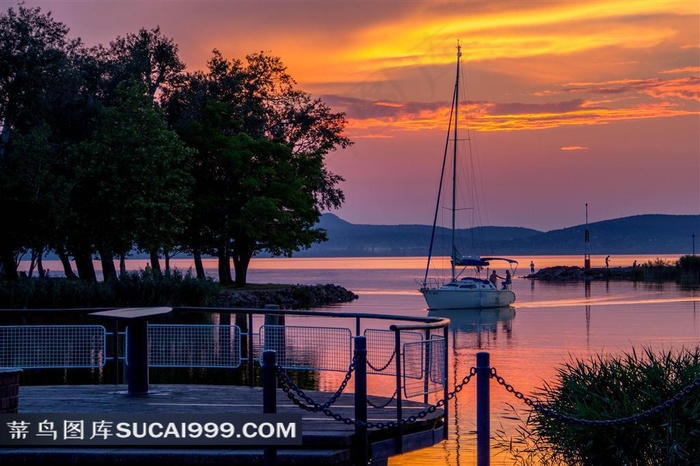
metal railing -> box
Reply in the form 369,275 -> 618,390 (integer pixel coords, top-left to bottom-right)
178,306 -> 450,404
0,325 -> 106,368
145,324 -> 242,368
1,306 -> 450,466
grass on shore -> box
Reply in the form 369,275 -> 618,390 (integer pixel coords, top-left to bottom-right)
496,347 -> 700,465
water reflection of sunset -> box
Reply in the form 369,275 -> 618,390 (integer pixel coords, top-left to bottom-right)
13,254 -> 699,464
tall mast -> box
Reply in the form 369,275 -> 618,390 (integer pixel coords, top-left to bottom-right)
451,42 -> 462,281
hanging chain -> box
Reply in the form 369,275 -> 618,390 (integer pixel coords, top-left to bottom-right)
366,349 -> 396,372
367,390 -> 397,409
275,355 -> 356,412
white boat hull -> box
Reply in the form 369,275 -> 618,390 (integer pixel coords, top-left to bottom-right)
421,286 -> 515,310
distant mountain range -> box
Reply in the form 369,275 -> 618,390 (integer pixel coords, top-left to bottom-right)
291,213 -> 700,257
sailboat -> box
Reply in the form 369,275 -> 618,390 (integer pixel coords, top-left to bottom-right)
419,44 -> 517,310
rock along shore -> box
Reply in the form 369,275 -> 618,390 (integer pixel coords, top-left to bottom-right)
212,283 -> 359,309
524,265 -> 671,282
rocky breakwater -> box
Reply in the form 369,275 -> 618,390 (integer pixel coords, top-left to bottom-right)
213,283 -> 359,309
525,266 -> 640,282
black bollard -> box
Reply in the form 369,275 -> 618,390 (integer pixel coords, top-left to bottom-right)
354,336 -> 368,466
262,350 -> 277,466
476,351 -> 490,466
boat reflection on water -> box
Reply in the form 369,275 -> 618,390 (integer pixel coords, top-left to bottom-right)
424,306 -> 517,461
428,306 -> 516,350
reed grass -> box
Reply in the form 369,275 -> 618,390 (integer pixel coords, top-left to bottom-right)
496,347 -> 700,465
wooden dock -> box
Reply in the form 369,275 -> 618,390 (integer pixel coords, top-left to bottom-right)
2,384 -> 444,465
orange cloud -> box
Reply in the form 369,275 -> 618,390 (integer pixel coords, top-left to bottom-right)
562,77 -> 700,102
331,80 -> 697,135
327,0 -> 696,81
660,66 -> 700,74
561,146 -> 589,151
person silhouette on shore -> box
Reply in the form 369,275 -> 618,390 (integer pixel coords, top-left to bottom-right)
605,255 -> 610,268
530,261 -> 535,274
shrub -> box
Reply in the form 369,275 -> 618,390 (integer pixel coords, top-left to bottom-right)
0,268 -> 221,308
678,255 -> 700,283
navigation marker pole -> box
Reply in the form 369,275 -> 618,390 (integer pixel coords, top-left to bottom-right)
584,203 -> 591,270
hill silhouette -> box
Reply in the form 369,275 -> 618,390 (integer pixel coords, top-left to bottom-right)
291,213 -> 699,257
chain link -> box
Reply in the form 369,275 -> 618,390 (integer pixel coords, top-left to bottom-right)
367,390 -> 397,409
276,355 -> 356,412
491,367 -> 700,427
366,349 -> 396,373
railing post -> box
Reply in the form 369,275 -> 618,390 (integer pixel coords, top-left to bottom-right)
476,351 -> 491,466
394,329 -> 403,453
247,312 -> 254,386
112,319 -> 120,385
354,336 -> 368,466
423,328 -> 431,404
262,350 -> 277,466
443,323 -> 449,441
264,304 -> 286,366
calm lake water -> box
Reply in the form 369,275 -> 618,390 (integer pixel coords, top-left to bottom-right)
17,254 -> 700,464
244,254 -> 698,465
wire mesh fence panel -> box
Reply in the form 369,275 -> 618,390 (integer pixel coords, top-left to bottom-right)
259,325 -> 352,372
403,337 -> 447,398
364,329 -> 423,377
144,324 -> 241,368
0,325 -> 106,368
429,335 -> 446,385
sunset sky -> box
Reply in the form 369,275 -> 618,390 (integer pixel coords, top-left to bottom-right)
15,0 -> 700,231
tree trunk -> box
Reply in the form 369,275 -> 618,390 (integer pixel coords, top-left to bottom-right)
149,250 -> 161,273
58,250 -> 78,280
193,249 -> 205,279
119,254 -> 127,274
74,251 -> 97,283
217,247 -> 233,286
99,248 -> 118,282
27,249 -> 38,278
232,249 -> 252,287
0,246 -> 18,282
37,253 -> 46,278
164,249 -> 171,272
